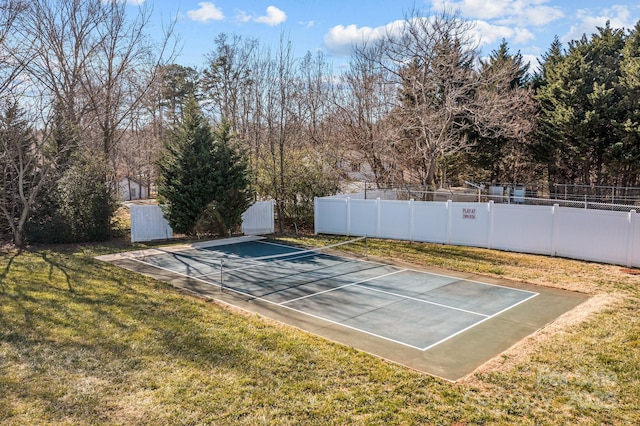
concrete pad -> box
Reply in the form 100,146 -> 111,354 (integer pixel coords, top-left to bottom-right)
98,240 -> 589,382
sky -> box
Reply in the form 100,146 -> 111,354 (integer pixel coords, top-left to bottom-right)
133,0 -> 640,71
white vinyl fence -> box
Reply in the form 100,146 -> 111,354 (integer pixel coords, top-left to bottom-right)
130,204 -> 173,243
130,201 -> 274,243
314,197 -> 640,268
242,200 -> 275,235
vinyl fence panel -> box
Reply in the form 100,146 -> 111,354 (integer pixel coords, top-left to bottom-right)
131,201 -> 275,242
448,202 -> 490,247
411,201 -> 449,243
348,199 -> 378,237
314,197 -> 349,235
242,200 -> 275,235
491,204 -> 555,255
631,211 -> 640,267
130,204 -> 172,243
554,207 -> 632,265
378,200 -> 413,239
314,196 -> 640,268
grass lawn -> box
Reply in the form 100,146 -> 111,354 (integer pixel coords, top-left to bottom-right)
1,236 -> 639,425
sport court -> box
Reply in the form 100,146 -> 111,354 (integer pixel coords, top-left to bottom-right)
97,236 -> 588,381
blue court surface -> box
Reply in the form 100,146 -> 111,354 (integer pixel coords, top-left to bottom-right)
97,236 -> 588,381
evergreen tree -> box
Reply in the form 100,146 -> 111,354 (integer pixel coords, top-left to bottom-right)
609,22 -> 640,187
469,40 -> 535,183
533,24 -> 628,187
532,36 -> 567,187
157,95 -> 217,235
26,100 -> 81,242
208,121 -> 254,235
56,154 -> 117,242
157,98 -> 254,236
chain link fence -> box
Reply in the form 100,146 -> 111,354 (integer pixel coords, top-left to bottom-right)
355,184 -> 640,212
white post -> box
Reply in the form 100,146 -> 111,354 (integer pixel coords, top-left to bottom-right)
314,197 -> 318,235
627,210 -> 637,267
409,199 -> 415,242
551,204 -> 560,256
487,200 -> 494,250
346,197 -> 351,236
446,199 -> 453,245
376,198 -> 381,238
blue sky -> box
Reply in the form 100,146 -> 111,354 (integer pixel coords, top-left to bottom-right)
135,0 -> 640,70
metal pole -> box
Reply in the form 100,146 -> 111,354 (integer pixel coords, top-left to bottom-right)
220,258 -> 224,291
365,236 -> 369,259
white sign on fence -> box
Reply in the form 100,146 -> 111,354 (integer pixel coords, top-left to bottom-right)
314,196 -> 640,268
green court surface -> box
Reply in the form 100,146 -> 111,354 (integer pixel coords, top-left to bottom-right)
96,236 -> 589,381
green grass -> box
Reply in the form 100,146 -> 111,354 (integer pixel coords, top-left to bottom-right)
1,236 -> 639,425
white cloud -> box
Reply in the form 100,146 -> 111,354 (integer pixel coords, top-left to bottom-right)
522,53 -> 540,72
186,2 -> 224,23
433,0 -> 512,20
470,20 -> 519,46
300,20 -> 315,29
235,10 -> 251,23
323,20 -> 405,56
430,0 -> 563,26
512,27 -> 535,44
469,20 -> 533,48
520,5 -> 564,26
254,6 -> 287,26
563,5 -> 636,43
127,0 -> 146,5
323,16 -> 536,57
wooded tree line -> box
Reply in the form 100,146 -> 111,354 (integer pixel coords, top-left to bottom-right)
1,2 -> 639,244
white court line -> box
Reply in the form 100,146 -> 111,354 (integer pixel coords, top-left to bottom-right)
125,239 -> 541,353
275,302 -> 429,351
280,269 -> 407,304
217,250 -> 330,274
257,239 -> 538,296
352,284 -> 489,318
418,291 -> 539,351
131,251 -> 429,350
142,240 -> 303,279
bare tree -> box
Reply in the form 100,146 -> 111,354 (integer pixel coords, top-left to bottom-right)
0,0 -> 178,243
16,0 -> 176,159
0,0 -> 28,98
0,102 -> 52,246
337,50 -> 397,187
262,35 -> 299,233
354,8 -> 533,191
79,0 -> 176,161
201,33 -> 258,127
473,41 -> 537,183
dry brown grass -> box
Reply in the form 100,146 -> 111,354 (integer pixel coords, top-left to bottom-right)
1,237 -> 639,425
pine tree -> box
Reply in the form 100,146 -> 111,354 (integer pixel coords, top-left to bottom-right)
609,22 -> 640,187
208,120 -> 254,235
534,25 -> 628,187
157,95 -> 217,235
470,39 -> 535,183
157,98 -> 254,236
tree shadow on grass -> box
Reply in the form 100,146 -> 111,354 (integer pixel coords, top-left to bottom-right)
0,249 -> 21,293
40,252 -> 74,292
